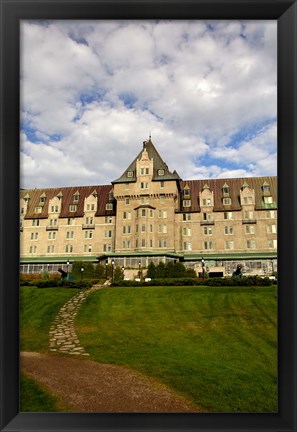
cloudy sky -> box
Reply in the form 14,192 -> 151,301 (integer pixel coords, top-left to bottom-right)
20,20 -> 277,189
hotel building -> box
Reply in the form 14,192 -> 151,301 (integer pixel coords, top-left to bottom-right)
20,139 -> 277,277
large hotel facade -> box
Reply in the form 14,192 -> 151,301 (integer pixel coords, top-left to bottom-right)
20,139 -> 277,277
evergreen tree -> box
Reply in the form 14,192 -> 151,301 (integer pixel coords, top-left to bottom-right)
156,261 -> 166,278
114,266 -> 124,283
147,262 -> 157,279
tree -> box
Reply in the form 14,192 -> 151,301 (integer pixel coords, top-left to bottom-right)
156,261 -> 166,278
71,261 -> 95,279
114,266 -> 124,283
147,262 -> 157,279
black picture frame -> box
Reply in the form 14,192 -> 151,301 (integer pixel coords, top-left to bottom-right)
0,1 -> 296,431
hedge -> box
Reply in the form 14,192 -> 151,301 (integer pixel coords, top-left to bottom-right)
111,276 -> 275,287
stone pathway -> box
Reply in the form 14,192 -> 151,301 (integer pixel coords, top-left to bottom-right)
49,285 -> 102,356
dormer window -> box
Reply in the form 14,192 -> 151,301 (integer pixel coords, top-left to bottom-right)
183,187 -> 190,197
39,193 -> 46,204
109,191 -> 114,201
106,203 -> 113,211
158,169 -> 165,176
262,183 -> 270,193
222,183 -> 230,196
73,193 -> 80,202
35,206 -> 42,213
69,205 -> 77,212
127,171 -> 133,178
223,198 -> 231,205
183,200 -> 191,207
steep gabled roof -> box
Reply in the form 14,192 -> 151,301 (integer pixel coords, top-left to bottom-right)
112,139 -> 181,183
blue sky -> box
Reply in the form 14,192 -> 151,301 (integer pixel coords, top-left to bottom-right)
20,20 -> 277,189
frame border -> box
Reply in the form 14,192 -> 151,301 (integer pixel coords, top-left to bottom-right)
1,1 -> 296,431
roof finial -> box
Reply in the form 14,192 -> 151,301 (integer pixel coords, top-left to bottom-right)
149,132 -> 151,141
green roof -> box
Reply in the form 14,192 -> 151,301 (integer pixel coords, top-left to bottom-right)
112,139 -> 181,184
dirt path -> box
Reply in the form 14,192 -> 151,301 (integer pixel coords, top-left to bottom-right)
21,352 -> 200,412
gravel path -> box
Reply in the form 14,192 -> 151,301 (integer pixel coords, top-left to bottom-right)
21,352 -> 200,412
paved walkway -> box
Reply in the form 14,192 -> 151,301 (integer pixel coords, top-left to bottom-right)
49,285 -> 101,356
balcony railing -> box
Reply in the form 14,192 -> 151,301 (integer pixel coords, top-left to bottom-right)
82,224 -> 95,229
242,219 -> 257,224
46,226 -> 58,231
200,220 -> 215,226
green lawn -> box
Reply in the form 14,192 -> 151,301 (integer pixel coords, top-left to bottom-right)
20,286 -> 79,352
76,285 -> 277,413
20,373 -> 63,412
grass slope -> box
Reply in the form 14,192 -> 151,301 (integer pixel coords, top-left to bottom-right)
20,373 -> 63,412
76,286 -> 277,413
20,286 -> 79,352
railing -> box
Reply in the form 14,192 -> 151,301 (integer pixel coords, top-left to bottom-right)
200,220 -> 215,225
242,219 -> 257,224
46,226 -> 58,230
82,224 -> 95,229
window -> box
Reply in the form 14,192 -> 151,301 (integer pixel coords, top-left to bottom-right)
106,203 -> 113,210
158,239 -> 167,248
125,197 -> 130,205
266,210 -> 276,218
73,194 -> 80,202
245,225 -> 255,234
247,240 -> 256,249
244,211 -> 254,220
267,224 -> 277,234
65,244 -> 73,253
69,205 -> 77,212
122,240 -> 131,249
127,171 -> 133,178
262,184 -> 270,193
141,224 -> 146,232
141,182 -> 149,189
150,239 -> 153,247
105,216 -> 113,224
30,232 -> 38,240
141,209 -> 146,217
203,212 -> 212,221
183,213 -> 191,221
223,198 -> 231,205
183,242 -> 192,251
20,207 -> 24,215
105,230 -> 112,238
225,241 -> 234,250
39,196 -> 46,204
263,196 -> 274,206
86,204 -> 95,211
85,216 -> 93,225
66,231 -> 74,239
29,245 -> 37,254
223,186 -> 229,195
51,206 -> 59,213
50,218 -> 58,226
182,227 -> 191,236
183,200 -> 191,207
158,210 -> 167,218
136,224 -> 139,233
183,188 -> 190,197
123,226 -> 131,234
84,244 -> 92,253
149,209 -> 154,218
158,224 -> 167,234
203,241 -> 213,250
160,181 -> 165,188
202,198 -> 212,206
67,218 -> 74,225
141,239 -> 146,247
32,219 -> 40,226
243,197 -> 253,204
160,195 -> 165,204
204,227 -> 212,235
224,226 -> 233,235
103,244 -> 112,252
48,231 -> 56,240
150,224 -> 153,233
35,206 -> 42,213
158,169 -> 165,176
47,245 -> 55,254
84,231 -> 93,239
268,239 -> 277,249
123,211 -> 131,219
224,212 -> 232,220
140,167 -> 150,175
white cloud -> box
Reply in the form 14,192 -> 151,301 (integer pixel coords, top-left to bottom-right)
20,20 -> 277,188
